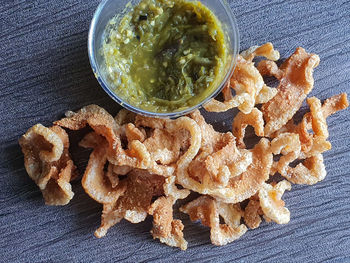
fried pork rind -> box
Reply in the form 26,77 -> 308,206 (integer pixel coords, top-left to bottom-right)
210,138 -> 272,203
204,43 -> 279,114
244,195 -> 263,229
232,108 -> 264,148
79,132 -> 126,204
54,104 -> 119,151
55,105 -> 180,176
148,175 -> 190,250
257,60 -> 283,79
255,84 -> 278,104
114,109 -> 137,126
19,124 -> 77,205
143,129 -> 178,165
322,93 -> 349,118
261,47 -> 320,137
180,196 -> 247,246
203,136 -> 252,188
240,42 -> 280,62
297,97 -> 332,158
274,94 -> 348,154
124,123 -> 146,144
80,132 -> 122,188
185,113 -> 252,189
308,97 -> 329,139
135,115 -> 197,176
270,129 -> 327,185
54,105 -> 153,172
149,197 -> 188,250
204,57 -> 261,114
270,133 -> 301,175
259,181 -> 291,224
284,154 -> 327,185
95,170 -> 165,238
271,94 -> 348,184
164,176 -> 190,200
178,112 -> 271,203
176,111 -> 271,204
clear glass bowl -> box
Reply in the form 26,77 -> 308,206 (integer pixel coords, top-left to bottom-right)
88,0 -> 240,118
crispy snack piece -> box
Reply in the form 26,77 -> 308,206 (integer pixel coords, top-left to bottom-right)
19,124 -> 77,205
259,181 -> 291,224
232,108 -> 265,148
54,104 -> 119,151
79,133 -> 126,204
124,123 -> 146,144
149,176 -> 190,250
80,132 -> 121,188
255,84 -> 278,104
105,164 -> 121,188
180,113 -> 271,203
114,109 -> 136,126
285,154 -> 327,185
271,95 -> 348,185
261,48 -> 320,136
134,115 -> 192,151
270,133 -> 301,175
203,136 -> 252,188
149,197 -> 188,250
275,115 -> 315,154
257,60 -> 283,79
184,112 -> 253,189
244,195 -> 263,229
273,94 -> 348,155
143,129 -> 182,165
204,56 -> 263,114
141,116 -> 197,176
272,117 -> 325,157
210,138 -> 272,203
112,165 -> 133,175
178,111 -> 271,204
180,196 -> 247,246
204,43 -> 279,114
164,176 -> 190,200
95,170 -> 165,238
308,97 -> 328,139
298,97 -> 331,159
240,42 -> 280,62
55,105 -> 154,172
322,93 -> 349,118
55,105 -> 178,176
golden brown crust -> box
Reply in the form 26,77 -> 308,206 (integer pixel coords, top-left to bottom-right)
262,48 -> 320,136
19,124 -> 77,205
244,198 -> 262,229
232,108 -> 264,148
180,196 -> 247,246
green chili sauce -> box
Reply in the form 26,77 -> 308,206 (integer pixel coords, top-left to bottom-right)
102,0 -> 228,113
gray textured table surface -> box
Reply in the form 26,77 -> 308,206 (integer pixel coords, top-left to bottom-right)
1,0 -> 349,262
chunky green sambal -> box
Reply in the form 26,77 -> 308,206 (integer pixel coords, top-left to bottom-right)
102,0 -> 228,113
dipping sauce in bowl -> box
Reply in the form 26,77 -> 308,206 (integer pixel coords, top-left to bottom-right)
89,0 -> 239,116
